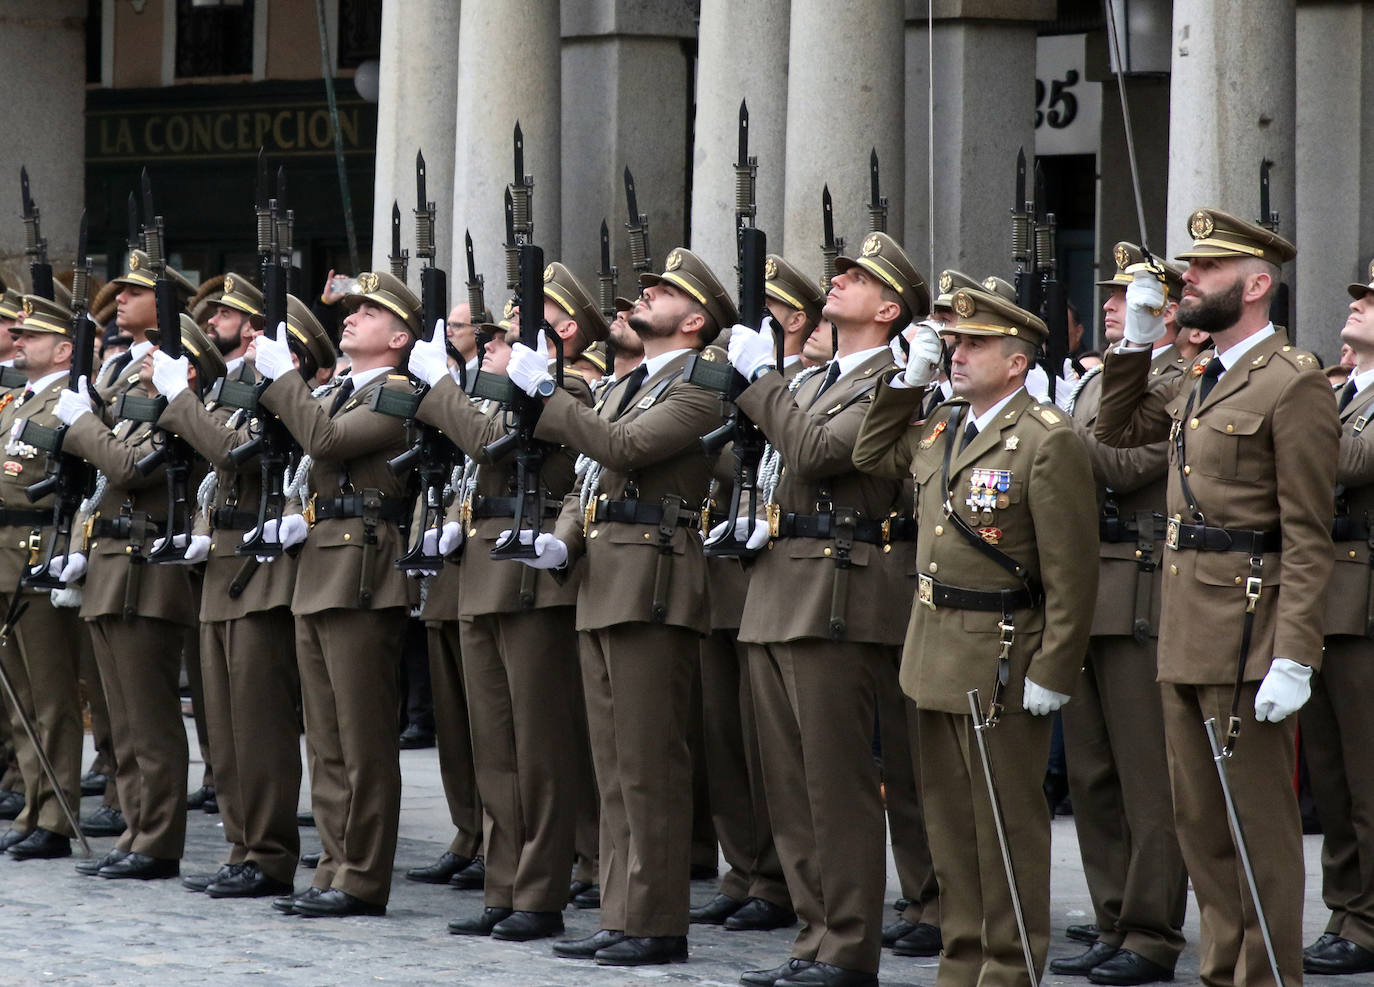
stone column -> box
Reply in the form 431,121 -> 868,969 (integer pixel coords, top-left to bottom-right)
782,0 -> 905,282
1167,0 -> 1296,322
560,0 -> 698,286
688,0 -> 790,287
0,0 -> 85,289
451,0 -> 561,304
371,0 -> 462,286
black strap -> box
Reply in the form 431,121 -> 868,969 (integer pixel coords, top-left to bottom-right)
1173,375 -> 1210,521
1170,522 -> 1282,554
312,494 -> 409,523
0,508 -> 52,528
210,508 -> 260,531
921,578 -> 1038,612
471,495 -> 560,520
776,512 -> 915,544
593,498 -> 700,528
1331,515 -> 1371,542
1224,531 -> 1267,756
91,516 -> 167,539
1099,511 -> 1167,543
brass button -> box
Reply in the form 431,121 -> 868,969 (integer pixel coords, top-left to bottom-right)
1189,418 -> 1199,429
469,528 -> 477,536
1183,466 -> 1191,475
343,533 -> 351,541
1225,424 -> 1234,433
643,532 -> 652,540
1283,345 -> 1292,351
823,547 -> 832,556
1350,550 -> 1358,559
598,493 -> 607,501
1234,576 -> 1243,585
1134,549 -> 1142,558
928,562 -> 938,574
589,529 -> 599,539
125,545 -> 132,554
934,525 -> 944,536
210,543 -> 216,551
883,544 -> 891,554
15,540 -> 24,549
1169,564 -> 1177,575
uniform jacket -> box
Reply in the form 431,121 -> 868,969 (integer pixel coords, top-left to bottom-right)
1094,332 -> 1338,680
538,351 -> 724,635
260,369 -> 417,615
854,383 -> 1098,713
736,349 -> 914,646
0,378 -> 70,589
1326,381 -> 1374,637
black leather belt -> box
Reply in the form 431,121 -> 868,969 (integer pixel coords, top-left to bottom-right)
313,494 -> 410,523
211,508 -> 260,531
777,512 -> 916,544
593,499 -> 699,528
1165,520 -> 1281,553
0,508 -> 50,528
472,495 -> 560,520
1332,516 -> 1370,542
91,516 -> 166,539
1099,514 -> 1166,544
916,574 -> 1041,612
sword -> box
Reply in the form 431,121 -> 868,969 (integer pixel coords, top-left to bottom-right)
968,688 -> 1038,985
1103,0 -> 1157,269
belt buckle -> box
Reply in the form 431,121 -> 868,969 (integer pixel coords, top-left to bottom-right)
304,493 -> 317,527
1165,517 -> 1180,550
917,573 -> 936,611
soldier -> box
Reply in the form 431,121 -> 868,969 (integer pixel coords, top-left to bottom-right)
722,232 -> 927,987
54,313 -> 224,880
253,270 -> 418,917
445,301 -> 480,382
854,286 -> 1098,985
407,261 -> 599,941
1094,208 -> 1337,986
502,246 -> 730,966
94,251 -> 195,410
605,297 -> 644,379
1050,243 -> 1189,985
1300,260 -> 1374,977
0,295 -> 86,860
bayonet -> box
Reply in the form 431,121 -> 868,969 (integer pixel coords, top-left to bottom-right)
140,167 -> 166,275
820,184 -> 845,294
1259,158 -> 1277,231
624,166 -> 652,272
868,147 -> 888,234
127,191 -> 140,255
20,166 -> 52,300
465,229 -> 489,324
508,120 -> 534,248
389,201 -> 408,281
1256,157 -> 1290,337
598,219 -> 617,321
504,187 -> 519,290
734,99 -> 759,296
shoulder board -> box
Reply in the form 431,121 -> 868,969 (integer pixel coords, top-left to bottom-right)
1028,402 -> 1067,429
820,377 -> 883,417
387,372 -> 413,383
563,367 -> 587,380
1270,344 -> 1320,371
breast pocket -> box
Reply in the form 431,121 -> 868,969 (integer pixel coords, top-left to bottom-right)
1198,409 -> 1266,480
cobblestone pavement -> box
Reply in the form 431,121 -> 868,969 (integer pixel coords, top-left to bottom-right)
0,725 -> 1360,985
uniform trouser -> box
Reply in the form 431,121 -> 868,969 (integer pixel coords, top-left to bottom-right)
0,591 -> 82,836
200,608 -> 301,883
89,614 -> 188,859
569,661 -> 599,886
1063,635 -> 1188,968
918,708 -> 1052,987
80,631 -> 119,805
297,606 -> 407,906
426,620 -> 482,859
579,622 -> 696,937
877,657 -> 940,929
1162,682 -> 1301,987
182,621 -> 213,790
1303,635 -> 1374,952
751,639 -> 890,974
688,663 -> 719,871
460,606 -> 579,911
699,628 -> 788,907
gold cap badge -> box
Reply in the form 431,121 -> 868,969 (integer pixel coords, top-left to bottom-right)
953,291 -> 976,319
1189,210 -> 1214,239
542,264 -> 555,282
665,249 -> 683,272
357,272 -> 380,293
21,298 -> 33,317
862,234 -> 882,257
223,275 -> 236,294
503,297 -> 516,319
764,258 -> 777,280
129,253 -> 141,270
938,271 -> 952,292
1114,244 -> 1130,270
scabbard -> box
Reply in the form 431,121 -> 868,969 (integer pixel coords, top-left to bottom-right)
518,563 -> 536,611
123,558 -> 144,618
828,565 -> 849,641
1131,509 -> 1157,642
650,554 -> 671,624
358,540 -> 375,609
228,558 -> 260,600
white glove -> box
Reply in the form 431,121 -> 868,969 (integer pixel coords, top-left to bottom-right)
706,516 -> 770,551
499,529 -> 568,570
1123,269 -> 1167,346
1025,365 -> 1050,403
1022,677 -> 1070,716
253,325 -> 294,380
727,324 -> 776,380
507,329 -> 555,397
888,333 -> 908,369
438,520 -> 464,556
183,534 -> 210,564
1254,658 -> 1313,722
43,552 -> 87,584
243,512 -> 308,562
408,320 -> 449,387
1053,377 -> 1075,413
903,321 -> 943,389
55,377 -> 93,425
151,351 -> 190,400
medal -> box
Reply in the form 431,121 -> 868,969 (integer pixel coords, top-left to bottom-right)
918,419 -> 947,450
965,468 -> 1012,512
978,526 -> 1003,545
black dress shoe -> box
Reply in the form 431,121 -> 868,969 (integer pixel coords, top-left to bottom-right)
447,906 -> 514,936
892,897 -> 911,913
571,883 -> 600,908
742,958 -> 816,987
1089,948 -> 1174,985
1067,922 -> 1102,943
8,828 -> 72,860
775,961 -> 878,986
398,724 -> 436,749
0,827 -> 29,852
552,928 -> 626,958
79,805 -> 126,837
1303,936 -> 1374,976
882,918 -> 916,947
1305,932 -> 1343,958
406,851 -> 472,884
0,790 -> 24,820
569,879 -> 594,902
76,847 -> 126,876
725,897 -> 797,931
300,851 -> 321,868
1050,941 -> 1120,975
272,887 -> 317,914
690,863 -> 719,881
594,934 -> 688,966
293,887 -> 385,917
99,852 -> 180,880
184,864 -> 241,892
207,861 -> 294,899
186,785 -> 216,811
80,771 -> 108,797
891,922 -> 942,957
491,910 -> 565,941
690,892 -> 744,924
448,855 -> 485,889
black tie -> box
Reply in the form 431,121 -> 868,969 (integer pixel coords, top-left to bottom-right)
615,364 -> 649,417
1338,379 -> 1357,413
17,388 -> 33,407
814,362 -> 842,399
328,378 -> 355,417
961,420 -> 979,451
1197,357 -> 1225,404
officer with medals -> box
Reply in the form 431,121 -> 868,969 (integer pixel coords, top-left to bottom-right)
854,285 -> 1097,986
1094,208 -> 1338,986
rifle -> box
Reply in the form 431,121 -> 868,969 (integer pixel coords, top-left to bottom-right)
18,212 -> 98,591
372,149 -> 461,575
868,147 -> 888,235
1257,158 -> 1292,341
1034,164 -> 1067,402
820,184 -> 845,355
19,167 -> 53,301
504,121 -> 534,293
734,100 -> 758,298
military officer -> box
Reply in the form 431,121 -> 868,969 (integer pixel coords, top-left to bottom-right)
1094,208 -> 1337,987
1050,243 -> 1189,985
95,251 -> 195,410
1299,260 -> 1374,977
502,246 -> 731,967
252,271 -> 420,917
0,295 -> 86,860
854,286 -> 1098,986
722,232 -> 927,987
